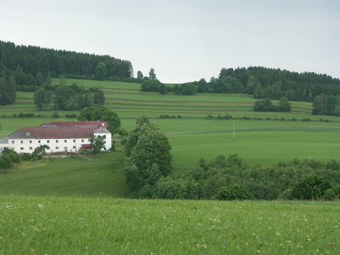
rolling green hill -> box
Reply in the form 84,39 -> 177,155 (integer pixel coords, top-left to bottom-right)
1,78 -> 340,197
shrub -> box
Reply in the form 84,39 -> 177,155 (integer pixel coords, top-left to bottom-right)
291,175 -> 331,200
217,184 -> 253,200
120,138 -> 127,146
52,112 -> 60,118
65,114 -> 77,118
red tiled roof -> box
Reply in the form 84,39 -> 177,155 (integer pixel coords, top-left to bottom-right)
41,121 -> 108,128
16,126 -> 96,139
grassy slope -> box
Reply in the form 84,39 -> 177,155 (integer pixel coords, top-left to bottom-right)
1,195 -> 339,254
0,152 -> 129,197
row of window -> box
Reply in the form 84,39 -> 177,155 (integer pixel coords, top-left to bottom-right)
20,146 -> 77,151
14,139 -> 87,144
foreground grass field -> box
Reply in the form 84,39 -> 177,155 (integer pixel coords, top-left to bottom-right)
1,195 -> 339,254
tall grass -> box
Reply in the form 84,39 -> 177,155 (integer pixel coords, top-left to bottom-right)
1,195 -> 339,254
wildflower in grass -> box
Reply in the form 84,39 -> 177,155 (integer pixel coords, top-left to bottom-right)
80,218 -> 83,221
328,243 -> 334,246
257,250 -> 260,254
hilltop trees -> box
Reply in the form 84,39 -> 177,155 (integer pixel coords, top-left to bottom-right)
0,40 -> 133,92
123,116 -> 172,193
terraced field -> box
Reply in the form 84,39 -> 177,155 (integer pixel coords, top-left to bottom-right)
1,79 -> 339,169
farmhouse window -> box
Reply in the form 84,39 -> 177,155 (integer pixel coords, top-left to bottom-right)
82,139 -> 84,142
73,139 -> 76,142
12,141 -> 14,144
64,140 -> 67,143
47,140 -> 50,143
56,140 -> 58,143
56,146 -> 59,149
29,147 -> 33,150
21,140 -> 23,144
38,140 -> 41,143
73,146 -> 76,149
20,147 -> 24,150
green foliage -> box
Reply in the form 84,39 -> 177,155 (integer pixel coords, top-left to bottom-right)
0,40 -> 132,90
0,155 -> 13,173
95,62 -> 108,80
148,68 -> 157,80
254,98 -> 278,112
0,76 -> 16,105
312,94 -> 340,116
89,134 -> 106,155
78,106 -> 121,133
33,88 -> 53,110
291,175 -> 331,200
94,89 -> 105,107
123,117 -> 172,192
278,97 -> 292,112
141,79 -> 162,92
217,184 -> 253,200
2,148 -> 21,163
124,116 -> 150,157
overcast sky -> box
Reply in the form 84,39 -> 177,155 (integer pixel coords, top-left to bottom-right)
1,0 -> 339,83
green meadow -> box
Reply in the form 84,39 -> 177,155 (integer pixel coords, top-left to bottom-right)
1,78 -> 340,192
1,78 -> 339,170
1,79 -> 340,254
1,195 -> 339,254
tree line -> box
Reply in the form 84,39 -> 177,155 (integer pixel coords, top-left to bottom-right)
312,94 -> 340,116
33,83 -> 105,111
0,40 -> 133,105
140,67 -> 340,103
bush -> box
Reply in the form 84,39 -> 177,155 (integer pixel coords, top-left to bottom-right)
120,138 -> 127,146
52,112 -> 60,118
65,114 -> 77,118
217,184 -> 253,200
118,128 -> 129,137
21,153 -> 31,161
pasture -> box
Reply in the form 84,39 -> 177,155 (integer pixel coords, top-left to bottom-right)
1,195 -> 339,254
0,153 -> 129,197
1,78 -> 339,170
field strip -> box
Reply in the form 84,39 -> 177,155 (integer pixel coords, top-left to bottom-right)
166,126 -> 340,135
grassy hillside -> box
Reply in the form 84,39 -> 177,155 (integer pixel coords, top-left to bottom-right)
0,152 -> 129,197
1,78 -> 340,197
1,195 -> 339,254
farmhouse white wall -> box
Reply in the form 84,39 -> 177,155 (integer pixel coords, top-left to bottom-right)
0,121 -> 112,154
7,137 -> 91,154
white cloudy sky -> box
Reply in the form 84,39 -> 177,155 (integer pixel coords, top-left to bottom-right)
1,0 -> 339,83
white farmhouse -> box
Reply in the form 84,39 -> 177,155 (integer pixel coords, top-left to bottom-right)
0,121 -> 112,154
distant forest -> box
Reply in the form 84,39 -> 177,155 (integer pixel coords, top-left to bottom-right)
173,67 -> 340,102
0,40 -> 133,105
